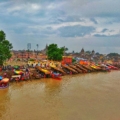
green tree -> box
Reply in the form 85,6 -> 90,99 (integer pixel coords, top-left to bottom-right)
47,44 -> 64,61
107,53 -> 119,57
86,51 -> 91,54
0,30 -> 13,65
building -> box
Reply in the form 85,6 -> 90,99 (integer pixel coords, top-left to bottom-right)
39,44 -> 48,55
61,56 -> 73,64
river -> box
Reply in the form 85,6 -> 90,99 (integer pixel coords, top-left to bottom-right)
0,71 -> 120,120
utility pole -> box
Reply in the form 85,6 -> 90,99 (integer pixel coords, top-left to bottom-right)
36,44 -> 39,59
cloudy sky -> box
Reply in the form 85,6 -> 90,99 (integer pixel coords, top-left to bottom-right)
0,0 -> 120,53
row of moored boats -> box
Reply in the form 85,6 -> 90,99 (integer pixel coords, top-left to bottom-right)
0,63 -> 119,89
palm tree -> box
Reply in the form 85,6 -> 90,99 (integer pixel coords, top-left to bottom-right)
36,44 -> 39,59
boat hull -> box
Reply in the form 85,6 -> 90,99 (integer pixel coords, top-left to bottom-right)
0,83 -> 9,89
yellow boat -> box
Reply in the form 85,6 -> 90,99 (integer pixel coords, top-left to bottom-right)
36,66 -> 50,75
50,65 -> 66,75
90,65 -> 101,70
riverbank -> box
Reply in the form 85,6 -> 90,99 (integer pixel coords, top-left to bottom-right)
0,61 -> 119,83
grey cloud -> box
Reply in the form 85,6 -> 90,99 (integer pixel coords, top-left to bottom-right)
90,18 -> 98,24
94,34 -> 108,37
48,15 -> 85,25
58,25 -> 95,37
101,28 -> 108,33
94,34 -> 120,37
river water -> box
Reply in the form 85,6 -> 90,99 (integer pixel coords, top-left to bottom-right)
0,71 -> 120,120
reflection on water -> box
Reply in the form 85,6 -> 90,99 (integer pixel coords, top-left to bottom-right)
0,71 -> 120,120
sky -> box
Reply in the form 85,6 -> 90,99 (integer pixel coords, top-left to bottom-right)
0,0 -> 120,54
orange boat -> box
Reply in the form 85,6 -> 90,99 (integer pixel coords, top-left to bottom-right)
0,78 -> 9,89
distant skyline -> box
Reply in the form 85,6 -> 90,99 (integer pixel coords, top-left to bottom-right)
0,0 -> 120,54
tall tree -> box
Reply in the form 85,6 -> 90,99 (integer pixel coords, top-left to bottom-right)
46,44 -> 64,61
36,44 -> 39,51
61,46 -> 68,55
0,30 -> 13,65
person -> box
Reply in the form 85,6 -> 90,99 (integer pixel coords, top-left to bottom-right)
25,67 -> 30,79
25,67 -> 29,73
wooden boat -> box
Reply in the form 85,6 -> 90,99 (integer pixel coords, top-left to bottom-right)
61,64 -> 78,74
95,64 -> 109,72
29,70 -> 41,79
50,65 -> 66,75
69,65 -> 82,73
98,64 -> 111,72
75,64 -> 88,73
36,66 -> 50,75
81,65 -> 93,71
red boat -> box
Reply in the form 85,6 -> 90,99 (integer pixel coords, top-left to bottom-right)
51,73 -> 62,80
107,64 -> 119,70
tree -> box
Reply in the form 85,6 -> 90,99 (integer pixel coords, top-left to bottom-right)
0,30 -> 13,65
86,51 -> 91,54
96,52 -> 100,55
61,46 -> 68,55
46,44 -> 64,61
107,53 -> 119,57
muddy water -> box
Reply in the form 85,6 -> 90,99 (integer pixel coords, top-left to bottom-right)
0,71 -> 120,120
